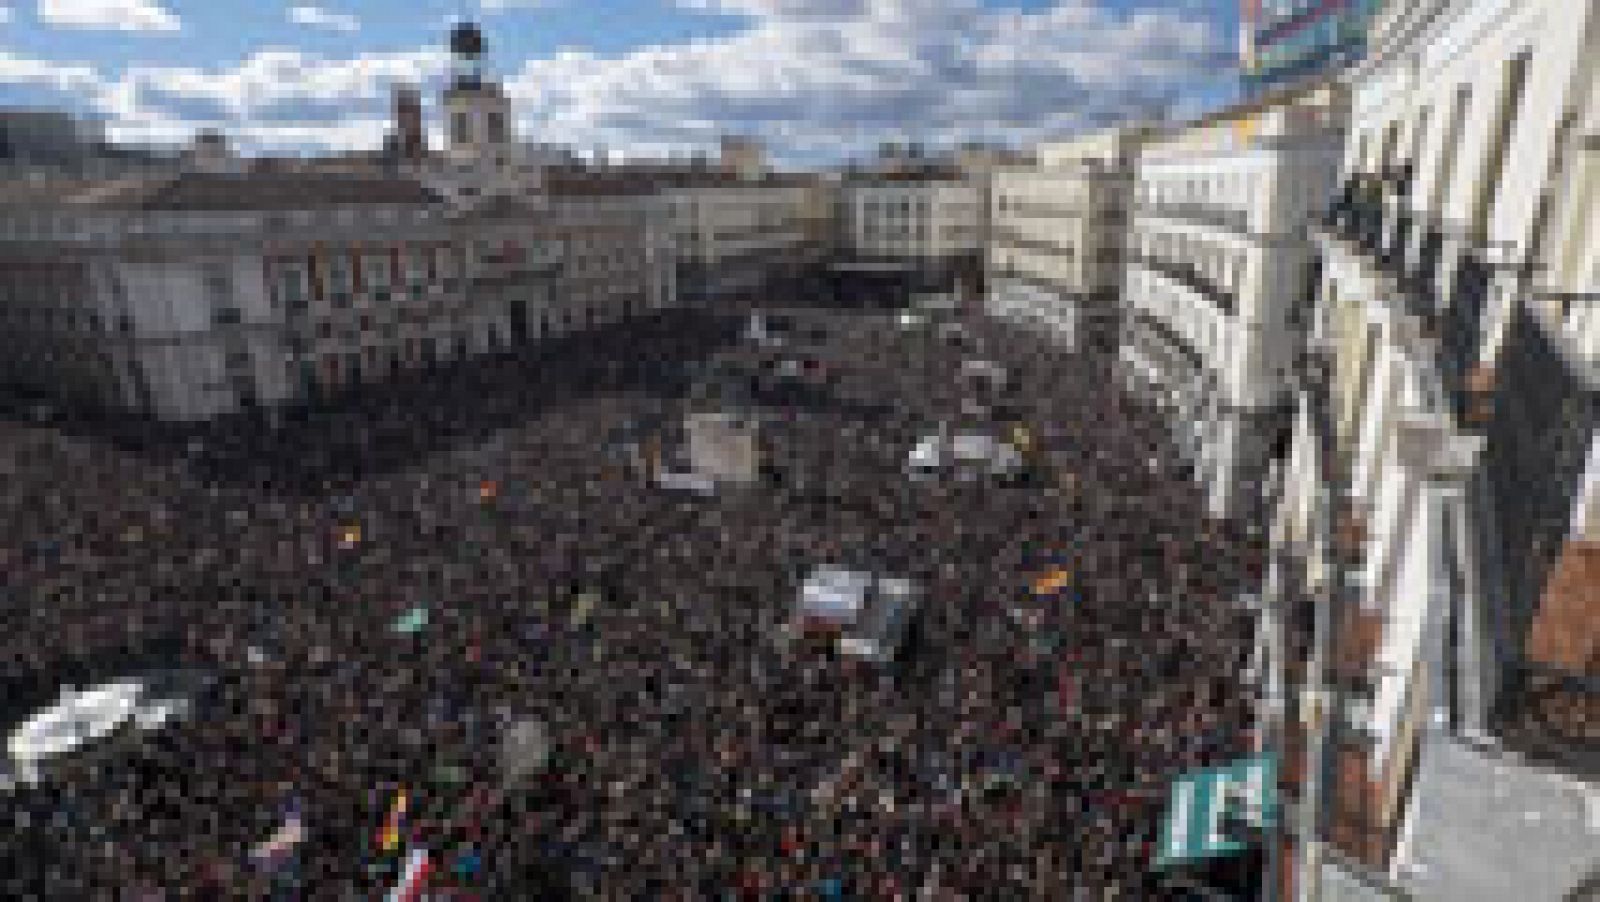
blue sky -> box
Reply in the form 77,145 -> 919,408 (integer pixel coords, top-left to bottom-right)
0,0 -> 1241,163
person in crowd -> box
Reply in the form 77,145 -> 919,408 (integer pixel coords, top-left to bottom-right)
0,306 -> 1261,899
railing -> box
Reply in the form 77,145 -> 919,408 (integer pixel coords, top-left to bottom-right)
1384,211 -> 1412,275
1130,253 -> 1237,314
1126,307 -> 1205,373
1477,300 -> 1600,776
991,227 -> 1076,258
1413,224 -> 1444,293
1438,249 -> 1492,421
1136,201 -> 1251,235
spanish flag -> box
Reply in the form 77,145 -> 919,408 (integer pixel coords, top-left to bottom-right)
338,523 -> 362,548
378,788 -> 408,853
1031,567 -> 1071,597
478,480 -> 498,502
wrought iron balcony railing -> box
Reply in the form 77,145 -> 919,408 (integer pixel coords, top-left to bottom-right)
1135,201 -> 1251,235
1129,253 -> 1237,315
1438,249 -> 1493,421
1476,300 -> 1600,777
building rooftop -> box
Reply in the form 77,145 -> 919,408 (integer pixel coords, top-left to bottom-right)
70,171 -> 442,211
0,177 -> 103,208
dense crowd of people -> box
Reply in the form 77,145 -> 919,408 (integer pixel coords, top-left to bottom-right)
0,304 -> 1264,899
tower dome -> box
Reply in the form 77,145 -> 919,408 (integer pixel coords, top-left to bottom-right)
441,21 -> 512,156
450,21 -> 486,59
448,21 -> 490,91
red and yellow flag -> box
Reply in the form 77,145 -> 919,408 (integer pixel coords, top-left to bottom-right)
1031,567 -> 1071,597
378,788 -> 408,853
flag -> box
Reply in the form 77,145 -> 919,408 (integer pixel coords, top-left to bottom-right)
386,847 -> 432,902
338,523 -> 362,548
571,592 -> 597,627
249,800 -> 305,873
478,481 -> 498,502
393,607 -> 429,635
1031,568 -> 1071,597
1011,424 -> 1032,451
378,789 -> 409,852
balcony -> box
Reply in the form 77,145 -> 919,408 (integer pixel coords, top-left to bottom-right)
991,226 -> 1075,258
1438,249 -> 1494,423
1136,201 -> 1251,236
1475,300 -> 1600,776
1129,253 -> 1237,315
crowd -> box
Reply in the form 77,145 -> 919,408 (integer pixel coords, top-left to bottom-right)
0,304 -> 1264,899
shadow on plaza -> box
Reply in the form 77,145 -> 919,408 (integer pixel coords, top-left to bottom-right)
0,305 -> 903,498
0,309 -> 736,495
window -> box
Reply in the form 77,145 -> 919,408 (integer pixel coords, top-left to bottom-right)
279,272 -> 304,305
1473,52 -> 1532,242
203,264 -> 232,296
405,251 -> 428,285
452,111 -> 471,145
364,255 -> 391,289
213,307 -> 243,326
326,256 -> 352,295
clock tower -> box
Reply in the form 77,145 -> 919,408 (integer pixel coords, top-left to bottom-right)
443,21 -> 512,159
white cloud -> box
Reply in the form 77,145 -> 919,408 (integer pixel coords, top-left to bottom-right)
0,50 -> 103,92
505,0 -> 1226,162
673,0 -> 866,18
3,0 -> 1229,162
288,5 -> 360,33
37,0 -> 181,32
0,6 -> 12,24
478,0 -> 557,10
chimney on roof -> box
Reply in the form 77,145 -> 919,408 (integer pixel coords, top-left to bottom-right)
394,85 -> 426,160
719,135 -> 764,179
184,129 -> 240,173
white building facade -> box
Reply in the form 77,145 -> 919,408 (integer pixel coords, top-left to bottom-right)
839,172 -> 984,299
987,127 -> 1148,350
0,170 -> 672,423
664,175 -> 818,307
1261,1 -> 1599,899
1120,85 -> 1347,520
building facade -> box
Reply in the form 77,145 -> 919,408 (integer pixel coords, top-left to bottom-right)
0,170 -> 671,422
986,127 -> 1149,350
0,23 -> 677,424
836,170 -> 983,306
1260,0 -> 1599,898
664,173 -> 819,309
1120,84 -> 1346,520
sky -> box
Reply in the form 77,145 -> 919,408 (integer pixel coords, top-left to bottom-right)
0,0 -> 1241,165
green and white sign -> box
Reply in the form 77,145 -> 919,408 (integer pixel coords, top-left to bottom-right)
1155,754 -> 1278,867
